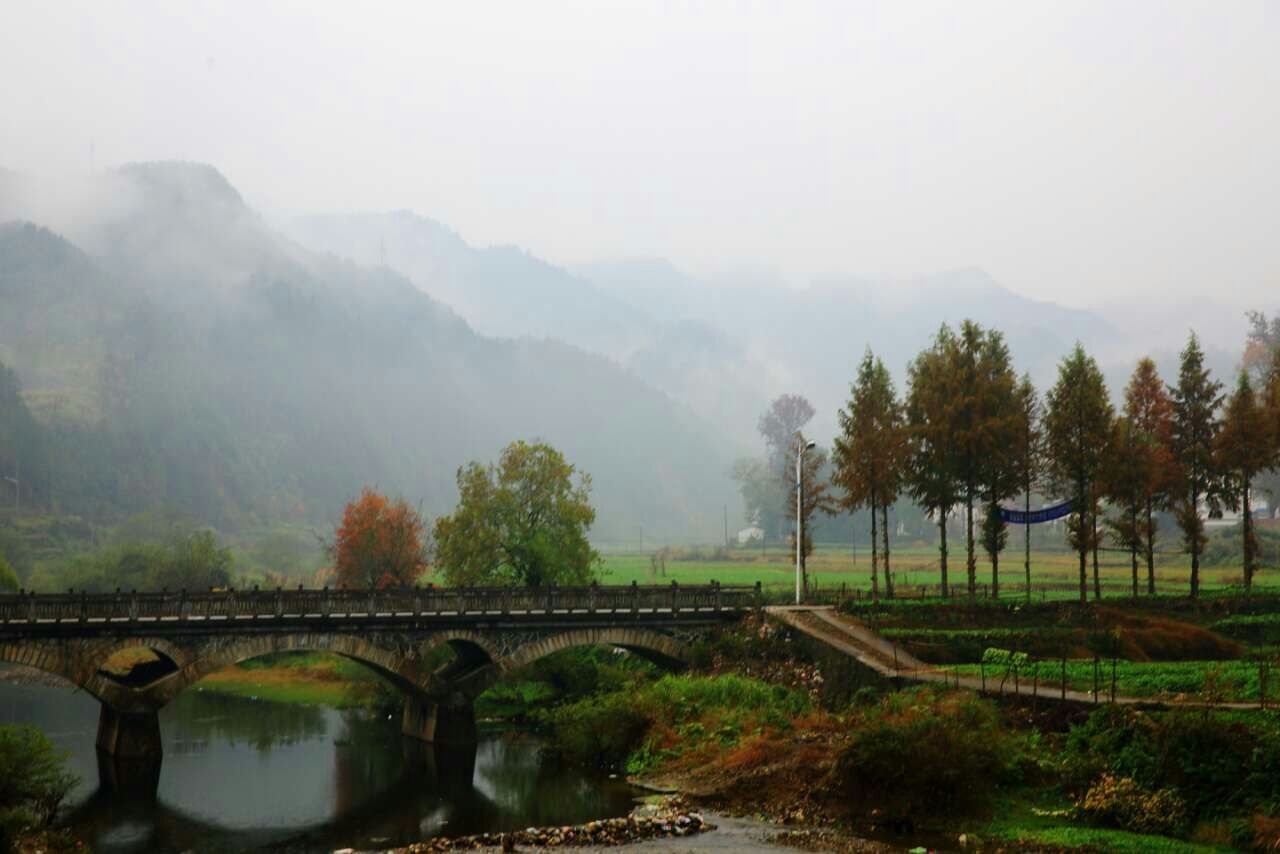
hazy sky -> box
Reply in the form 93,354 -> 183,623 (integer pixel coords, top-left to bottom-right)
3,1 -> 1277,309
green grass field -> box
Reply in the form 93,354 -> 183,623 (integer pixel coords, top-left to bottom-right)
599,541 -> 1280,599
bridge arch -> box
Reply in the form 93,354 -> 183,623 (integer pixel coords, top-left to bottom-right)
0,639 -> 85,693
418,631 -> 502,667
500,627 -> 688,672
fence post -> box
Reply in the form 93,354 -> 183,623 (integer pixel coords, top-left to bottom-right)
671,580 -> 679,614
1261,661 -> 1268,711
1061,657 -> 1067,700
753,580 -> 762,614
1092,656 -> 1099,704
632,580 -> 639,614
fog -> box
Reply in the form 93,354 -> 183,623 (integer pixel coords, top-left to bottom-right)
1,2 -> 1278,551
3,1 -> 1277,315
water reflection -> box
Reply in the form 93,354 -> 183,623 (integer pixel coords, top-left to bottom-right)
0,682 -> 638,853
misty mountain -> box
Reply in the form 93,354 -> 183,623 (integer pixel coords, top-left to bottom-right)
0,163 -> 736,542
285,212 -> 659,362
283,201 -> 1253,455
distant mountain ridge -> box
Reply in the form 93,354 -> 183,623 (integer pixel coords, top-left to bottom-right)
282,208 -> 1148,445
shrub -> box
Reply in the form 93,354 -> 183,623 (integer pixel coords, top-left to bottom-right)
541,673 -> 814,772
0,725 -> 77,849
1074,773 -> 1188,836
832,688 -> 1017,823
1064,706 -> 1280,821
541,691 -> 651,770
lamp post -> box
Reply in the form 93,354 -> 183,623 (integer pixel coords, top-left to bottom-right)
795,437 -> 816,605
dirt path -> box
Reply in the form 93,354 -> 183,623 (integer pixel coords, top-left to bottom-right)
767,605 -> 1262,711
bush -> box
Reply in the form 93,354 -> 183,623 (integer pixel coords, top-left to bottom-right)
0,553 -> 17,592
1074,773 -> 1188,836
541,691 -> 653,770
541,673 -> 813,772
0,725 -> 77,849
1063,706 -> 1280,821
832,688 -> 1018,823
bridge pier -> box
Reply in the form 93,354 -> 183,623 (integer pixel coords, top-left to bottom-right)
96,705 -> 163,761
402,694 -> 476,744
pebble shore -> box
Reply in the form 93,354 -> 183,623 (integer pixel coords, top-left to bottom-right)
359,799 -> 713,852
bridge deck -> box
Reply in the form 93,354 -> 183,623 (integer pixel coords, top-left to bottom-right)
0,584 -> 757,636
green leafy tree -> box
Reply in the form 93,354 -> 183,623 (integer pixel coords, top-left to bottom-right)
433,441 -> 600,587
1044,344 -> 1114,603
1215,371 -> 1275,592
833,350 -> 906,599
781,433 -> 837,599
0,552 -> 17,592
154,530 -> 234,590
905,325 -> 960,597
1170,333 -> 1225,598
1123,358 -> 1176,594
730,456 -> 786,534
0,724 -> 77,841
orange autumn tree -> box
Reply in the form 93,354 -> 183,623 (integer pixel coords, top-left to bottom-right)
332,488 -> 429,589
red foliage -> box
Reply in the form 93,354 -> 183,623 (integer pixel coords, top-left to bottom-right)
333,488 -> 428,589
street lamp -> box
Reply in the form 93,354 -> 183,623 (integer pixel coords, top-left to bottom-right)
795,437 -> 816,605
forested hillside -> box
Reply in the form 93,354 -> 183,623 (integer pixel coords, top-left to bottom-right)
0,164 -> 736,543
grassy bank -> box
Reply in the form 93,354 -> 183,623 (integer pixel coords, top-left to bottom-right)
525,614 -> 1280,852
193,651 -> 394,708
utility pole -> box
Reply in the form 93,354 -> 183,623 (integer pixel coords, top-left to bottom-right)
795,436 -> 815,605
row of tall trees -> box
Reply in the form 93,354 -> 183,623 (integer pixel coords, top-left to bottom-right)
828,323 -> 1280,602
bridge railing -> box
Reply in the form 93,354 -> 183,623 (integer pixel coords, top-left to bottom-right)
0,582 -> 760,625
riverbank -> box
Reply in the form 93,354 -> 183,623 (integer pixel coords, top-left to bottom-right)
374,797 -> 899,854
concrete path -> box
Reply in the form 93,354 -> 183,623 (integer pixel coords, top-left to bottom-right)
766,606 -> 1263,711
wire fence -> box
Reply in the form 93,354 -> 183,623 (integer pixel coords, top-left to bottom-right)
911,650 -> 1278,711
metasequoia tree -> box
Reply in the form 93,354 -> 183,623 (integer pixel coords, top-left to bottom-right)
1044,344 -> 1114,604
433,441 -> 599,587
1170,333 -> 1224,598
1215,371 -> 1275,592
1123,358 -> 1175,593
833,350 -> 906,599
905,326 -> 960,597
940,321 -> 1020,600
973,332 -> 1021,598
333,488 -> 429,589
1105,416 -> 1156,597
1011,375 -> 1043,599
781,433 -> 836,599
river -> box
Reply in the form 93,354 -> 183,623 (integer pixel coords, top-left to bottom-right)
0,681 -> 640,853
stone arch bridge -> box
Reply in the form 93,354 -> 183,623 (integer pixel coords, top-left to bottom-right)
0,583 -> 755,760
